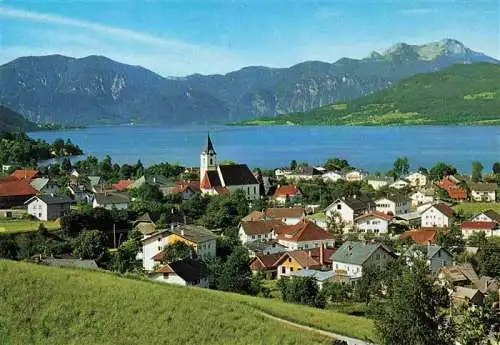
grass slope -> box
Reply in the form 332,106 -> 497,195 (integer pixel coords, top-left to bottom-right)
240,62 -> 500,126
453,202 -> 500,216
0,219 -> 60,234
0,105 -> 37,132
0,261 -> 375,345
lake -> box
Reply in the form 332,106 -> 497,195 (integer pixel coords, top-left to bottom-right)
29,125 -> 500,173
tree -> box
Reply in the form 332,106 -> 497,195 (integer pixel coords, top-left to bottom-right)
290,160 -> 297,171
112,232 -> 142,273
471,160 -> 484,182
73,230 -> 106,260
354,264 -> 383,304
493,162 -> 500,174
454,304 -> 497,345
324,157 -> 350,171
322,281 -> 352,302
60,157 -> 72,173
429,162 -> 457,181
216,247 -> 253,294
477,237 -> 500,278
278,276 -> 325,308
201,190 -> 249,230
373,257 -> 453,345
393,156 -> 410,178
436,225 -> 465,254
468,231 -> 487,247
326,211 -> 346,238
133,183 -> 164,202
0,236 -> 18,259
161,241 -> 193,263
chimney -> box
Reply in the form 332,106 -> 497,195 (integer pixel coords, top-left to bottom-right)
181,228 -> 185,236
308,250 -> 312,257
319,242 -> 324,265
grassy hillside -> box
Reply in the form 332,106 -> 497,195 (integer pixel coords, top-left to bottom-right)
0,260 -> 375,345
0,105 -> 38,132
239,63 -> 500,126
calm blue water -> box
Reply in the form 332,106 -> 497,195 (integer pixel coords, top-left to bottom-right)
29,125 -> 500,173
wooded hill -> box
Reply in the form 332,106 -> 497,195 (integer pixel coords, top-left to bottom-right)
240,63 -> 500,126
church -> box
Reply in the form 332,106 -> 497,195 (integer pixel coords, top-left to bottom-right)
199,135 -> 260,200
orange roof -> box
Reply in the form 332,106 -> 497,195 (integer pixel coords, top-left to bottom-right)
0,178 -> 38,197
242,211 -> 265,221
10,169 -> 39,182
200,171 -> 212,190
172,180 -> 201,193
155,264 -> 174,273
277,220 -> 334,242
446,187 -> 468,200
355,211 -> 393,222
273,184 -> 301,197
112,179 -> 134,191
240,220 -> 286,235
461,221 -> 497,230
400,229 -> 437,245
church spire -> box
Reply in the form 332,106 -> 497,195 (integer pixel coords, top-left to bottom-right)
203,133 -> 216,154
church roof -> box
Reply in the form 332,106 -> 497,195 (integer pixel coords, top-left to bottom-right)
203,134 -> 216,154
200,171 -> 222,189
218,164 -> 258,186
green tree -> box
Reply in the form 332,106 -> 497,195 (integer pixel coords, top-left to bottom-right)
471,160 -> 484,182
201,190 -> 248,230
322,281 -> 352,302
468,231 -> 487,247
73,230 -> 106,260
112,232 -> 142,273
393,156 -> 410,178
133,183 -> 164,202
278,276 -> 325,308
477,237 -> 500,278
216,247 -> 253,294
161,241 -> 193,263
354,264 -> 383,304
429,162 -> 457,181
0,236 -> 18,259
436,225 -> 465,254
324,157 -> 350,171
373,257 -> 453,345
326,211 -> 346,238
454,304 -> 496,345
60,157 -> 72,173
493,162 -> 500,174
290,160 -> 297,171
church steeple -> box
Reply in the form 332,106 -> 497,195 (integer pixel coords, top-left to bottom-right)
200,133 -> 217,184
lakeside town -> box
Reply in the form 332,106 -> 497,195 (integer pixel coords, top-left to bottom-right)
1,133 -> 499,344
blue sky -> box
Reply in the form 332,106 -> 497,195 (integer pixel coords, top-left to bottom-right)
1,0 -> 498,76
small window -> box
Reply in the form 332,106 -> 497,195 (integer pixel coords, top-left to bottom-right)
290,267 -> 294,272
337,204 -> 341,210
288,258 -> 292,263
281,267 -> 286,274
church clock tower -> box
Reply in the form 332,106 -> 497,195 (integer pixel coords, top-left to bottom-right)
200,134 -> 217,182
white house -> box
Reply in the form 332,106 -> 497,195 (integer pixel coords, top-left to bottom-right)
150,259 -> 209,288
469,183 -> 497,202
272,184 -> 302,205
410,190 -> 434,207
264,207 -> 305,225
472,209 -> 500,224
93,192 -> 130,210
276,220 -> 335,250
345,170 -> 365,182
461,221 -> 499,240
325,196 -> 374,227
322,171 -> 344,183
354,212 -> 392,235
238,220 -> 285,244
25,195 -> 72,221
421,203 -> 454,228
366,176 -> 392,190
287,166 -> 323,181
389,179 -> 410,190
199,135 -> 260,200
406,172 -> 428,188
330,241 -> 395,279
30,178 -> 59,195
375,195 -> 410,216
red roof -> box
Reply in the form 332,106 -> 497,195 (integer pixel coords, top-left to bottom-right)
274,250 -> 321,268
112,179 -> 134,191
355,211 -> 393,222
461,221 -> 497,230
200,171 -> 212,190
277,219 -> 334,242
249,253 -> 283,270
10,169 -> 39,182
432,203 -> 454,217
152,250 -> 164,261
273,184 -> 301,198
265,207 -> 305,219
240,220 -> 286,235
155,264 -> 174,273
0,178 -> 38,197
400,229 -> 437,245
447,187 -> 468,200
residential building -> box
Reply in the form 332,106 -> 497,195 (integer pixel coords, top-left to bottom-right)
168,180 -> 201,199
469,183 -> 497,202
287,166 -> 323,181
25,195 -> 72,221
93,192 -> 130,210
322,171 -> 344,183
354,212 -> 392,234
366,175 -> 392,190
472,209 -> 500,224
435,176 -> 468,201
275,249 -> 324,278
451,287 -> 484,306
394,212 -> 422,229
406,172 -> 428,188
0,176 -> 38,208
141,224 -> 218,271
461,221 -> 499,240
241,210 -> 265,221
249,252 -> 283,279
244,241 -> 287,257
400,229 -> 437,245
199,135 -> 259,200
375,195 -> 410,215
150,259 -> 209,288
406,244 -> 453,274
410,190 -> 434,207
276,220 -> 335,250
111,179 -> 134,191
389,179 -> 410,189
238,220 -> 285,244
330,241 -> 395,279
10,169 -> 40,182
264,207 -> 305,225
438,263 -> 480,288
272,184 -> 302,205
345,170 -> 365,182
30,178 -> 59,195
325,196 -> 375,226
421,203 -> 454,228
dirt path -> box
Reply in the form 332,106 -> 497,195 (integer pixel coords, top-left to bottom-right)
258,311 -> 375,345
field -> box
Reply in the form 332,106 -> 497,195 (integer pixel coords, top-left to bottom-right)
453,202 -> 500,215
0,260 -> 376,345
0,219 -> 60,234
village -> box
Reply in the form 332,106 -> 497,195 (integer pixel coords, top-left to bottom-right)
1,134 -> 499,343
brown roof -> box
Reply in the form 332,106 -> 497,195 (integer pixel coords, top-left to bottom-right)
152,250 -> 165,261
355,211 -> 393,222
10,169 -> 39,182
0,178 -> 38,197
249,252 -> 283,270
432,203 -> 454,218
469,183 -> 497,192
277,220 -> 334,242
275,250 -> 321,268
461,221 -> 497,230
400,229 -> 437,245
273,184 -> 301,197
265,207 -> 305,219
240,220 -> 286,236
242,211 -> 265,221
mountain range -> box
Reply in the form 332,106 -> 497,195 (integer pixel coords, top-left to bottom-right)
0,105 -> 38,132
0,39 -> 498,125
